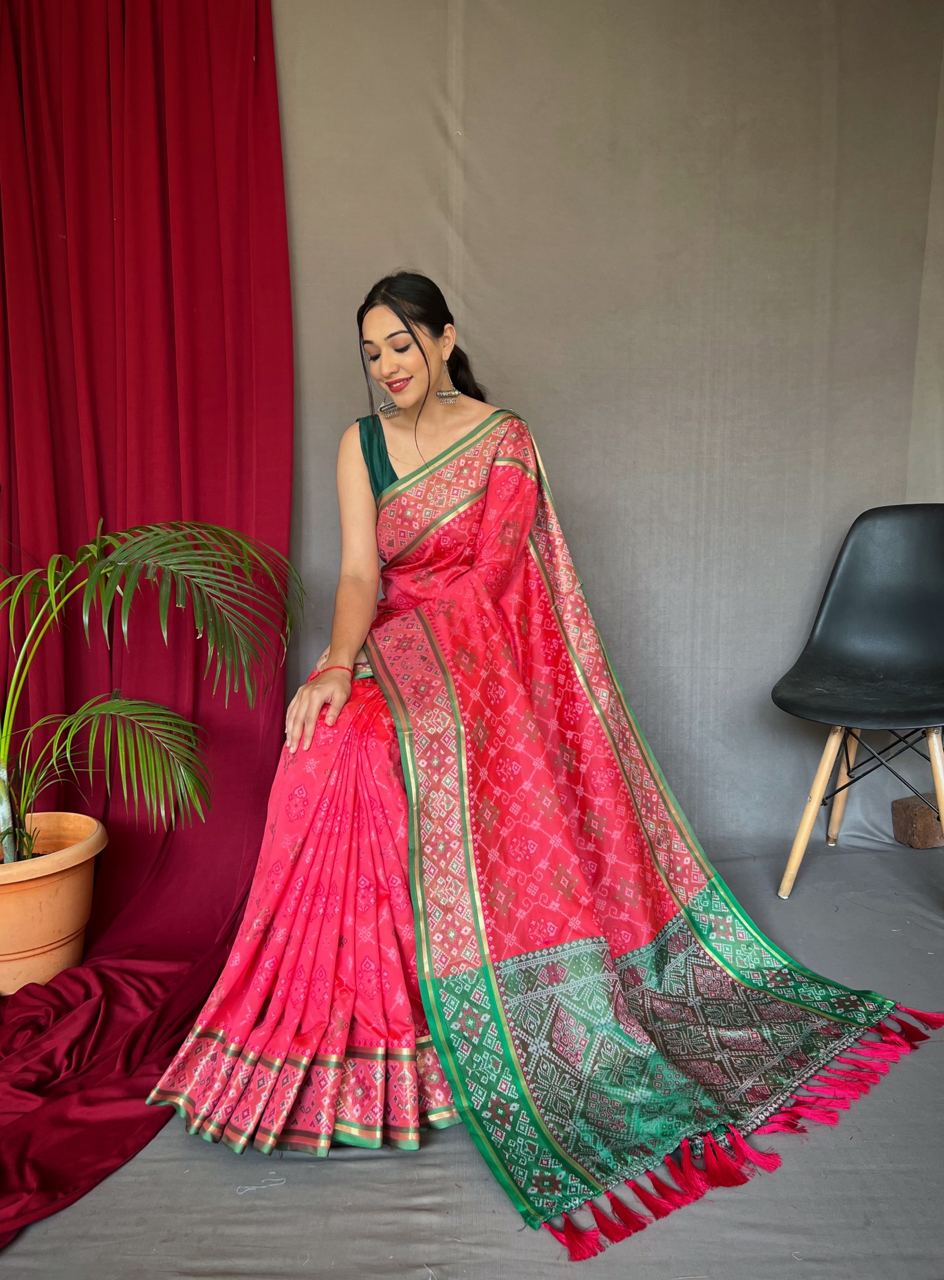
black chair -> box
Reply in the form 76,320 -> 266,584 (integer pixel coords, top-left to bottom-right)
772,503 -> 944,898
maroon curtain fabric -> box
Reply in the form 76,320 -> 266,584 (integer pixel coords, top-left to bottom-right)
0,0 -> 293,1245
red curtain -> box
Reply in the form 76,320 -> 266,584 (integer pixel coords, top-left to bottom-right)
0,0 -> 294,1245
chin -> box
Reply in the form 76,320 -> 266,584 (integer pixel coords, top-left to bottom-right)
390,388 -> 426,409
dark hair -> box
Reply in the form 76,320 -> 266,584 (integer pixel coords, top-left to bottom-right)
357,270 -> 488,469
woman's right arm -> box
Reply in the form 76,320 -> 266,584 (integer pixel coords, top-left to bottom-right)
285,423 -> 380,752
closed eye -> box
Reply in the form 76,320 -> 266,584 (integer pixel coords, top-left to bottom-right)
367,345 -> 412,363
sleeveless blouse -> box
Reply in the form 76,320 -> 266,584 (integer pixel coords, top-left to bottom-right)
357,414 -> 398,501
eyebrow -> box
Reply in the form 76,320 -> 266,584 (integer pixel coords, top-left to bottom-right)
361,329 -> 410,345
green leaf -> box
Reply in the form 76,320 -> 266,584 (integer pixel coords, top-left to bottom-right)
157,570 -> 172,645
118,561 -> 145,646
6,569 -> 45,645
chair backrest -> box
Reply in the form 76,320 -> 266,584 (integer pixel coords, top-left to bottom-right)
802,504 -> 944,673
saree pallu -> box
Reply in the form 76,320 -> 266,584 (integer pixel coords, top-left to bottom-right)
149,409 -> 941,1260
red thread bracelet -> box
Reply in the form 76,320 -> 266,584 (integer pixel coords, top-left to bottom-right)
307,664 -> 354,682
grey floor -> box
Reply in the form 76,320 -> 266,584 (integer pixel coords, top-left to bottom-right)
3,840 -> 942,1280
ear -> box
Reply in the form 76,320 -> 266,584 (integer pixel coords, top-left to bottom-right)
442,322 -> 457,361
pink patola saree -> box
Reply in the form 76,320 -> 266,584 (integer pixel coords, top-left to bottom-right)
148,409 -> 942,1261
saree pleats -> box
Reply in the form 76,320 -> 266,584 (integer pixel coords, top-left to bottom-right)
146,677 -> 458,1153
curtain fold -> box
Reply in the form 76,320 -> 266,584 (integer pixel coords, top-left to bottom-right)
0,0 -> 294,1245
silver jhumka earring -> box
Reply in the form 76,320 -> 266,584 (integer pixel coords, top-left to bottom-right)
437,353 -> 460,405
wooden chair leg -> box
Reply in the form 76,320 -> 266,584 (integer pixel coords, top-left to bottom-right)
927,726 -> 944,824
778,724 -> 845,900
826,729 -> 860,846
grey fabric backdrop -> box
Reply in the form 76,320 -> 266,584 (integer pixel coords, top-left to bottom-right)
276,0 -> 944,866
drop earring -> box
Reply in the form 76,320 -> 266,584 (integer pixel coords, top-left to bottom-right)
377,398 -> 400,418
436,364 -> 460,406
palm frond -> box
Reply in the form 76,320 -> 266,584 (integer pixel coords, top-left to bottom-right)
17,695 -> 210,831
1,567 -> 52,645
76,521 -> 304,706
1,519 -> 303,859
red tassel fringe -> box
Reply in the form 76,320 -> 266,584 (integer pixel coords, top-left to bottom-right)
895,1003 -> 944,1030
604,1188 -> 649,1234
702,1131 -> 752,1185
727,1123 -> 782,1172
754,1112 -> 807,1135
542,1213 -> 606,1261
627,1172 -> 683,1218
675,1136 -> 711,1194
541,1002 -> 942,1261
588,1198 -> 634,1242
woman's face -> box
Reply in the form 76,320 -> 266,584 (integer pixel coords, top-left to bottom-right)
361,305 -> 456,410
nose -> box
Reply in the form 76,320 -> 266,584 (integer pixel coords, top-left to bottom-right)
378,353 -> 401,379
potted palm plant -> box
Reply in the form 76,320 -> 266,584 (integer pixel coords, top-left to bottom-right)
0,520 -> 302,994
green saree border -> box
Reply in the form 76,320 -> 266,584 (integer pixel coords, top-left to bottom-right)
525,434 -> 894,1028
376,410 -> 513,510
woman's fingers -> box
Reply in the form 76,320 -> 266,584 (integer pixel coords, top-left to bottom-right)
301,681 -> 350,747
289,696 -> 318,752
285,684 -> 308,729
284,690 -> 300,745
285,677 -> 352,753
319,686 -> 347,732
285,686 -> 322,753
299,688 -> 329,750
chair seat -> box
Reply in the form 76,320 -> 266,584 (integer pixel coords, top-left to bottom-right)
772,659 -> 944,730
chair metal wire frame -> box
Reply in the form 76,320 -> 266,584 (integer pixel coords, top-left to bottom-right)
823,729 -> 938,815
777,724 -> 944,899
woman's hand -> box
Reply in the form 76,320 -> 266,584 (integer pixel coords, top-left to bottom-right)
285,669 -> 353,752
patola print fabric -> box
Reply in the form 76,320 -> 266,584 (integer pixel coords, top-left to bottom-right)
148,411 -> 941,1260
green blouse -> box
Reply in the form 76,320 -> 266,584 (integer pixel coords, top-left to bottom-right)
357,414 -> 398,501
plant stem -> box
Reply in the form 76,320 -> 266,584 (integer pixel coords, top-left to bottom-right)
0,576 -> 86,775
0,764 -> 15,862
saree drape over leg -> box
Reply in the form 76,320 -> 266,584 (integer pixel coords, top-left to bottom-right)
147,677 -> 458,1153
149,409 -> 941,1259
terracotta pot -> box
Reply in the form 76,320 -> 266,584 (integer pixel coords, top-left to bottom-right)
0,812 -> 108,995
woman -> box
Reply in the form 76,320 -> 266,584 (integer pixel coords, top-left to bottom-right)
148,271 -> 940,1261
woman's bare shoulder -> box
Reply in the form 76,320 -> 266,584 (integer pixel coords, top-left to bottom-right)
338,419 -> 369,456
336,422 -> 377,514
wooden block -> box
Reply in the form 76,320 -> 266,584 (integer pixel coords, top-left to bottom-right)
891,792 -> 944,848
